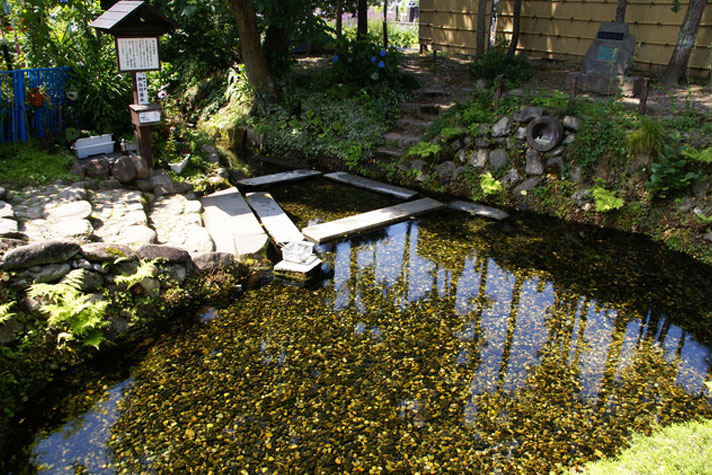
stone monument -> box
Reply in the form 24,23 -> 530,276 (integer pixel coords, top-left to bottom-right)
568,22 -> 643,96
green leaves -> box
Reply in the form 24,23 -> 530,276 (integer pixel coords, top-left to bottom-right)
591,186 -> 624,212
28,272 -> 109,349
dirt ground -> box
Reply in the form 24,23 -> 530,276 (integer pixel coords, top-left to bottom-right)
397,51 -> 712,119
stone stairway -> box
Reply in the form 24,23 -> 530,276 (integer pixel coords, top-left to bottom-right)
374,88 -> 454,162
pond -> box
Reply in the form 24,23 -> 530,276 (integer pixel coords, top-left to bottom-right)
7,180 -> 712,473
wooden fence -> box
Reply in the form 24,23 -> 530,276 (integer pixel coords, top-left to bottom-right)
419,0 -> 712,75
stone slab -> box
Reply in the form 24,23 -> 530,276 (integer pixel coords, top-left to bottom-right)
324,172 -> 418,200
302,198 -> 446,244
449,201 -> 509,221
245,192 -> 304,246
236,169 -> 322,188
201,187 -> 267,256
274,255 -> 322,274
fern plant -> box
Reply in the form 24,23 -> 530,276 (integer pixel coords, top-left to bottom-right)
0,302 -> 16,326
591,186 -> 624,212
480,172 -> 504,197
681,146 -> 712,164
28,272 -> 109,349
114,260 -> 157,289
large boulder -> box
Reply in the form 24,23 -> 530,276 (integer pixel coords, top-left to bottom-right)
513,106 -> 545,123
111,155 -> 137,183
135,244 -> 192,264
81,243 -> 135,262
85,157 -> 111,179
1,240 -> 80,270
130,154 -> 151,179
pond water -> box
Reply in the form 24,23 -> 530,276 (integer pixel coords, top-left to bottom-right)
9,181 -> 712,473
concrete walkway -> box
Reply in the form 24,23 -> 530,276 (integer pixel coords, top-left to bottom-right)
201,187 -> 268,256
236,169 -> 321,188
246,192 -> 303,246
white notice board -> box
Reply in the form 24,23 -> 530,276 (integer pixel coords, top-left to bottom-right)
116,37 -> 160,72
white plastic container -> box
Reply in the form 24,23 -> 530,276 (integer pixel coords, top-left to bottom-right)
281,240 -> 315,264
74,134 -> 114,159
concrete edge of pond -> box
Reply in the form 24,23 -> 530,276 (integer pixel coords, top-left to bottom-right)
236,169 -> 322,188
449,201 -> 509,221
323,172 -> 419,200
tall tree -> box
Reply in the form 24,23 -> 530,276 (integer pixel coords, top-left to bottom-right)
615,0 -> 628,23
661,0 -> 708,87
507,0 -> 522,55
489,0 -> 500,47
357,0 -> 368,39
476,0 -> 488,57
336,0 -> 343,45
229,0 -> 280,101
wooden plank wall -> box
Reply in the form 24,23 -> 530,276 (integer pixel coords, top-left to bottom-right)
419,0 -> 712,74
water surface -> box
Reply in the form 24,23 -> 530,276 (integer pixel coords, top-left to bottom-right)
14,181 -> 712,473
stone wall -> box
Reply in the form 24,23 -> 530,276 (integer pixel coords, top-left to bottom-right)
400,105 -> 583,197
0,239 -> 246,344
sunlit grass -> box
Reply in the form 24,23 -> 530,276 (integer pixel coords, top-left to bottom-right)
0,141 -> 74,186
571,418 -> 712,475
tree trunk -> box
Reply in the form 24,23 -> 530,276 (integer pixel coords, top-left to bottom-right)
383,0 -> 388,48
661,0 -> 708,87
357,0 -> 368,40
263,25 -> 290,72
489,0 -> 500,47
615,0 -> 627,23
507,0 -> 522,55
476,0 -> 488,57
336,0 -> 343,46
229,0 -> 280,101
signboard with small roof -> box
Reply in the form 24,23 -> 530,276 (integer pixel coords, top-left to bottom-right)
90,1 -> 178,173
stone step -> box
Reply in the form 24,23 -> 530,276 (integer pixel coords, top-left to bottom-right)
245,191 -> 304,246
373,147 -> 402,162
236,169 -> 322,188
200,187 -> 268,256
302,197 -> 446,244
415,88 -> 448,98
395,117 -> 433,131
400,102 -> 452,117
384,132 -> 421,148
324,172 -> 418,200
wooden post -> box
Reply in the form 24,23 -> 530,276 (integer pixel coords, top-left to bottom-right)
638,77 -> 649,115
494,75 -> 503,108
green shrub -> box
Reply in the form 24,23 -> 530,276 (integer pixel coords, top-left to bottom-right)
331,37 -> 404,88
470,43 -> 533,89
627,116 -> 666,158
568,101 -> 628,171
646,143 -> 700,198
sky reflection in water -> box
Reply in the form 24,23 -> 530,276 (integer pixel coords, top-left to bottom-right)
26,207 -> 712,473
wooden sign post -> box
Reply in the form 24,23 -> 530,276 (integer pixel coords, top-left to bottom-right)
90,1 -> 177,174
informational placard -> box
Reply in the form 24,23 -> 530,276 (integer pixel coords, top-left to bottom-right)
596,45 -> 619,63
138,110 -> 161,124
135,72 -> 149,105
117,37 -> 160,72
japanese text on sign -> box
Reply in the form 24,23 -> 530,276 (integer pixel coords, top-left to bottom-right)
117,37 -> 160,72
135,72 -> 149,105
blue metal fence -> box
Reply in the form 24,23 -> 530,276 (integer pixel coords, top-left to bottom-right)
0,67 -> 76,143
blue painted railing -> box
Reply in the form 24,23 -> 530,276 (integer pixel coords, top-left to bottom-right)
0,67 -> 76,143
